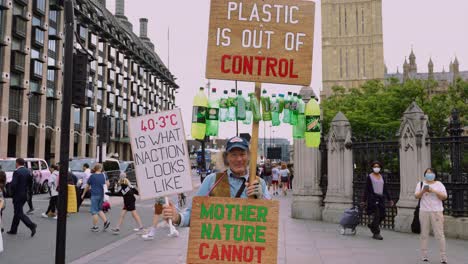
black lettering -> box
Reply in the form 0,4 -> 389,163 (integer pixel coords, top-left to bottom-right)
145,167 -> 154,179
173,175 -> 182,189
148,134 -> 159,145
153,180 -> 163,193
177,159 -> 186,171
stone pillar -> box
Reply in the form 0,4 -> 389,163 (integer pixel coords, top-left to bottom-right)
394,102 -> 431,232
291,87 -> 323,220
322,112 -> 353,223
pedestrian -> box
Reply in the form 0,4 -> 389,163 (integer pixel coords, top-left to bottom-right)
0,170 -> 6,233
279,163 -> 290,195
271,162 -> 280,195
162,136 -> 271,227
141,197 -> 165,240
77,163 -> 91,211
263,160 -> 273,191
287,163 -> 294,190
81,163 -> 110,232
7,158 -> 37,237
110,176 -> 143,235
361,161 -> 394,240
415,168 -> 448,263
26,168 -> 34,215
41,164 -> 59,219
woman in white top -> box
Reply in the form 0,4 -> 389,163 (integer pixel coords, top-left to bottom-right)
279,163 -> 290,196
414,168 -> 448,264
42,165 -> 59,219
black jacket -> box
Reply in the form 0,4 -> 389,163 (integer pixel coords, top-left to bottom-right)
11,166 -> 32,201
362,174 -> 391,215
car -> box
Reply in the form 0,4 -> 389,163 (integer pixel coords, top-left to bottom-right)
103,158 -> 121,194
120,161 -> 136,186
0,158 -> 52,197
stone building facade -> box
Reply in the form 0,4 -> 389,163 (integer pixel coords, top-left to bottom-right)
0,0 -> 177,164
321,0 -> 385,98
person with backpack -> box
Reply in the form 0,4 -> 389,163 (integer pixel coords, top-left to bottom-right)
414,168 -> 448,263
110,176 -> 143,235
41,165 -> 59,219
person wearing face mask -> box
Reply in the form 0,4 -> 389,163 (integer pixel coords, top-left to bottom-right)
415,168 -> 447,263
361,161 -> 394,240
162,136 -> 271,227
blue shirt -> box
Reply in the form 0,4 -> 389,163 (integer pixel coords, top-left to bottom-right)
179,169 -> 271,227
87,173 -> 107,197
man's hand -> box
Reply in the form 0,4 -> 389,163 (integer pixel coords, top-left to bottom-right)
163,201 -> 180,224
246,180 -> 263,198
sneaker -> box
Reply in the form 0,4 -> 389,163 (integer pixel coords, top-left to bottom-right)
441,260 -> 448,264
103,221 -> 110,230
142,233 -> 154,240
421,257 -> 428,262
26,209 -> 35,215
133,227 -> 144,232
42,213 -> 49,218
53,216 -> 58,220
372,234 -> 383,240
90,226 -> 99,232
111,228 -> 120,235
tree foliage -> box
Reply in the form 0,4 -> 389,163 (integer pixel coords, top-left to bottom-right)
321,78 -> 468,137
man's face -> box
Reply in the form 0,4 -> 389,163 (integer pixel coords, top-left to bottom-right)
227,149 -> 249,175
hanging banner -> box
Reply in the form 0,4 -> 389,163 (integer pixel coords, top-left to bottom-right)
187,196 -> 279,264
128,109 -> 193,200
206,0 -> 315,86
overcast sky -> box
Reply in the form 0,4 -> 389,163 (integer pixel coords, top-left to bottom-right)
105,0 -> 468,142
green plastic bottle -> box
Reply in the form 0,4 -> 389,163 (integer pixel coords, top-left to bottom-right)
206,88 -> 219,136
261,90 -> 272,121
305,97 -> 321,148
228,89 -> 236,121
271,94 -> 281,126
236,90 -> 246,120
293,95 -> 305,139
282,92 -> 292,124
290,93 -> 299,125
249,93 -> 262,122
219,90 -> 229,122
278,94 -> 285,113
243,97 -> 252,125
191,87 -> 208,140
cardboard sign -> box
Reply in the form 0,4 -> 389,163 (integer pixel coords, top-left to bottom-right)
128,109 -> 193,199
206,0 -> 315,86
187,196 -> 279,264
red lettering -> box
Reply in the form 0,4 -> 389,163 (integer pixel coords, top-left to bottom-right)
254,56 -> 266,75
266,58 -> 278,77
221,245 -> 232,261
243,246 -> 254,262
210,244 -> 220,260
232,244 -> 242,261
232,56 -> 242,74
221,55 -> 231,73
278,59 -> 289,77
243,56 -> 253,75
199,243 -> 209,260
254,246 -> 265,263
289,59 -> 299,78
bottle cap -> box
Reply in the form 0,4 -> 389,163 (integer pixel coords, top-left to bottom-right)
293,93 -> 298,96
237,90 -> 242,95
287,92 -> 292,95
231,89 -> 236,93
212,88 -> 217,93
279,94 -> 285,97
272,94 -> 277,97
200,87 -> 205,91
223,90 -> 228,94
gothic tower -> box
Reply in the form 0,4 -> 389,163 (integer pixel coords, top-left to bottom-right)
321,0 -> 385,97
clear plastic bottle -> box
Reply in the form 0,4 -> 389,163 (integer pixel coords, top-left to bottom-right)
261,90 -> 272,121
228,89 -> 236,121
271,94 -> 281,126
219,90 -> 229,122
243,97 -> 252,125
206,88 -> 219,136
290,92 -> 299,125
278,94 -> 285,113
249,93 -> 262,122
293,95 -> 305,139
191,87 -> 208,140
305,96 -> 321,148
236,90 -> 246,120
282,92 -> 292,124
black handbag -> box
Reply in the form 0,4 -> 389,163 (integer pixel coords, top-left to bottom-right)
411,182 -> 423,234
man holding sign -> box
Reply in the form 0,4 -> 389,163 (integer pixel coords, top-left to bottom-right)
162,136 -> 271,226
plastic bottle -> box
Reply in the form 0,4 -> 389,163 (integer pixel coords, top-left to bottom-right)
293,95 -> 305,139
290,93 -> 299,125
282,92 -> 292,124
191,87 -> 208,140
305,96 -> 321,148
271,94 -> 281,126
249,93 -> 262,122
261,90 -> 272,121
278,94 -> 285,113
219,90 -> 229,122
236,90 -> 246,120
228,89 -> 236,121
243,97 -> 252,125
206,88 -> 219,136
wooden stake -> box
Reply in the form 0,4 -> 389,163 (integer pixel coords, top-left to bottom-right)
249,82 -> 261,199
